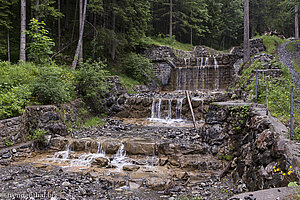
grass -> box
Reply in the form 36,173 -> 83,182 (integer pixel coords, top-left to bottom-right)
254,35 -> 287,54
233,52 -> 300,138
286,40 -> 300,52
140,36 -> 194,51
84,117 -> 105,128
118,74 -> 141,94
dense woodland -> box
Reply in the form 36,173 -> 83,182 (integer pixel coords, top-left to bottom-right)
0,0 -> 299,63
0,0 -> 299,121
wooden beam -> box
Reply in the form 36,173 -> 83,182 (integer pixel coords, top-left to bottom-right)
185,91 -> 197,129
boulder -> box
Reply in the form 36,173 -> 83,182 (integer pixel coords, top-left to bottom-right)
92,157 -> 109,167
122,165 -> 140,171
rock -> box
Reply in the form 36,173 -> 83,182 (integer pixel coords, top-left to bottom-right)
102,139 -> 121,154
159,157 -> 168,166
123,139 -> 155,155
2,153 -> 12,159
62,181 -> 71,187
146,177 -> 169,191
122,165 -> 140,171
92,157 -> 109,167
12,149 -> 17,153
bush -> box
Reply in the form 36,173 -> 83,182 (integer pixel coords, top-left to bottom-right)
26,18 -> 55,64
121,53 -> 153,84
0,62 -> 37,119
31,65 -> 74,104
75,59 -> 109,113
0,86 -> 31,120
0,61 -> 38,91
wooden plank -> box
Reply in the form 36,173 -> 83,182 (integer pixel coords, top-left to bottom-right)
185,90 -> 197,129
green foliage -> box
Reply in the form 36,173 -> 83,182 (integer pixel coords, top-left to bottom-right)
0,86 -> 31,120
84,117 -> 105,128
27,129 -> 47,142
140,36 -> 194,51
121,53 -> 153,84
31,0 -> 63,19
238,57 -> 300,127
26,18 -> 55,64
0,62 -> 37,119
119,75 -> 140,94
5,139 -> 14,147
31,65 -> 74,104
75,59 -> 109,113
254,35 -> 286,54
220,153 -> 232,161
0,61 -> 38,91
294,128 -> 300,142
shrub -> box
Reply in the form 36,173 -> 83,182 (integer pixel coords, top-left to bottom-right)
26,18 -> 55,64
121,53 -> 153,84
75,59 -> 109,113
0,61 -> 38,91
84,117 -> 105,128
31,65 -> 74,104
0,86 -> 31,120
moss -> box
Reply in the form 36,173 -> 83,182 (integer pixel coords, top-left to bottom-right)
220,153 -> 232,161
118,74 -> 140,94
84,117 -> 106,128
254,35 -> 286,54
140,36 -> 194,51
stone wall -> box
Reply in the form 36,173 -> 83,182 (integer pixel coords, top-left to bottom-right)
202,102 -> 300,191
230,38 -> 266,58
0,117 -> 24,148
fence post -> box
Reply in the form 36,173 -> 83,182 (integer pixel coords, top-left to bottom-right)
290,86 -> 294,139
255,70 -> 258,102
266,77 -> 269,116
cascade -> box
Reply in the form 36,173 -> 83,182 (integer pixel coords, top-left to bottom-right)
214,57 -> 219,90
149,98 -> 184,122
175,98 -> 183,120
168,99 -> 172,119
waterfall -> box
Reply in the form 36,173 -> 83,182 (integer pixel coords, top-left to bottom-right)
205,57 -> 209,66
151,99 -> 155,118
176,99 -> 183,119
176,67 -> 182,91
214,57 -> 219,90
184,58 -> 187,66
157,99 -> 162,118
200,57 -> 203,67
168,99 -> 172,119
97,142 -> 106,156
113,143 -> 127,164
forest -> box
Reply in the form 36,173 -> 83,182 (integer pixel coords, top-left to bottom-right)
0,0 -> 299,120
0,0 -> 299,62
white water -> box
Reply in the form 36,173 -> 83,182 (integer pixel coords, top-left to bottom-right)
214,57 -> 219,90
48,141 -> 130,169
149,98 -> 184,122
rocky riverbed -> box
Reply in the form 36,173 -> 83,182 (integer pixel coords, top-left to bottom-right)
0,118 -> 238,200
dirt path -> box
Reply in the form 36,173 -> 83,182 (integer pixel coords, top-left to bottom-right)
277,41 -> 300,109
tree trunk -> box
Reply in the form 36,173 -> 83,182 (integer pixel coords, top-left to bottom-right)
93,13 -> 97,60
190,27 -> 193,45
243,0 -> 250,63
7,30 -> 10,62
20,0 -> 26,62
71,0 -> 78,42
72,0 -> 88,69
79,0 -> 83,61
36,0 -> 39,21
296,5 -> 299,39
65,0 -> 69,28
111,0 -> 116,60
169,0 -> 173,38
58,0 -> 61,50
